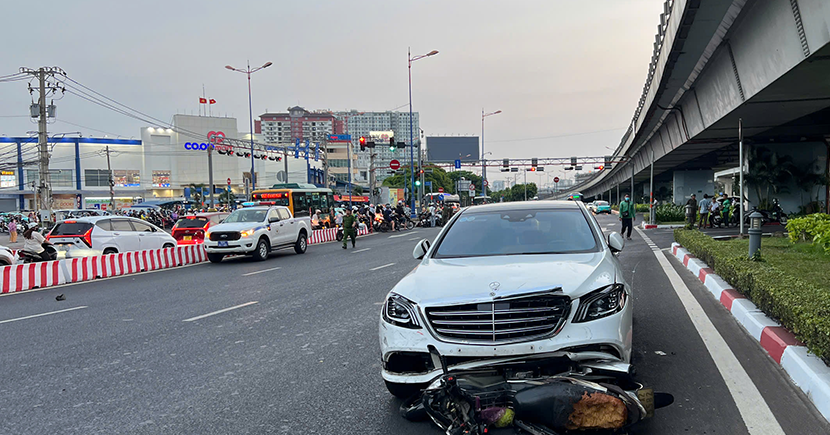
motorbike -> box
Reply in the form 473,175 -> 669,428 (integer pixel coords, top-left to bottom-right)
770,198 -> 788,225
400,349 -> 673,434
396,214 -> 415,231
335,224 -> 344,242
373,213 -> 391,233
19,243 -> 58,263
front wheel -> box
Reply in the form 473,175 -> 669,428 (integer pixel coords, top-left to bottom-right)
207,253 -> 224,263
294,232 -> 307,254
252,238 -> 269,261
405,220 -> 414,230
385,380 -> 427,400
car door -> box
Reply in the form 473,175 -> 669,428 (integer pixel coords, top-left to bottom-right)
266,208 -> 283,247
131,219 -> 164,250
109,219 -> 141,252
277,208 -> 294,245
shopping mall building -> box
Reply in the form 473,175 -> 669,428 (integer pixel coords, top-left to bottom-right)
0,114 -> 318,212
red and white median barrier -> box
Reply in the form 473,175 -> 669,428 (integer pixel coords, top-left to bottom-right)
1,229 -> 366,296
670,242 -> 830,421
0,261 -> 64,293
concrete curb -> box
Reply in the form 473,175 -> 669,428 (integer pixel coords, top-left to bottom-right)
670,242 -> 830,421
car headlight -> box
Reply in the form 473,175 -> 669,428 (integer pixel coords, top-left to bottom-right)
240,229 -> 255,238
205,231 -> 211,239
573,284 -> 627,323
382,293 -> 421,329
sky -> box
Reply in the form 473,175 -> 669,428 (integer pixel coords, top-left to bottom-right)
1,0 -> 663,184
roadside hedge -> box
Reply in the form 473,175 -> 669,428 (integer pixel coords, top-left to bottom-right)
786,213 -> 830,254
654,203 -> 685,223
674,229 -> 830,362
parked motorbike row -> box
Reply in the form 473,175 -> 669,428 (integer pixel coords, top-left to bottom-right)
708,198 -> 788,228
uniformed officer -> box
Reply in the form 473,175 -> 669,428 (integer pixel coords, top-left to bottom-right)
342,207 -> 358,249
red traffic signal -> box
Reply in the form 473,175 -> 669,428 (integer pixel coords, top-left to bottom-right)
359,136 -> 366,151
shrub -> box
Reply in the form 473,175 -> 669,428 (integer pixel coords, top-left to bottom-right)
654,203 -> 686,223
786,214 -> 830,254
674,229 -> 830,361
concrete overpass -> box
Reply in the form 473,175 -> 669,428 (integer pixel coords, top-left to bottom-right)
561,0 -> 830,213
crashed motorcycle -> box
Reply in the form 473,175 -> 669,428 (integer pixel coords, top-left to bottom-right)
400,349 -> 673,434
18,243 -> 58,263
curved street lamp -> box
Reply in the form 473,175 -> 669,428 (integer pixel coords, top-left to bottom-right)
225,61 -> 273,192
408,48 -> 438,217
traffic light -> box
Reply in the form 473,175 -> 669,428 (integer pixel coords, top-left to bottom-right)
501,158 -> 509,172
531,158 -> 538,169
359,136 -> 366,151
415,180 -> 421,187
527,167 -> 536,172
594,165 -> 604,170
604,155 -> 612,169
389,136 -> 396,151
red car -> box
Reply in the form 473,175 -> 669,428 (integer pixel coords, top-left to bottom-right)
171,212 -> 229,245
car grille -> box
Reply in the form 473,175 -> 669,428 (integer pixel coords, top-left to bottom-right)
425,295 -> 571,344
209,231 -> 241,241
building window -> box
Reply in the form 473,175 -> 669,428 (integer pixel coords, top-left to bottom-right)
84,169 -> 112,187
152,170 -> 171,187
113,169 -> 141,187
26,169 -> 75,188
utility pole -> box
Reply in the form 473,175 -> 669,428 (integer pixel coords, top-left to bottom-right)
105,146 -> 115,210
208,143 -> 215,209
20,66 -> 64,222
369,152 -> 377,204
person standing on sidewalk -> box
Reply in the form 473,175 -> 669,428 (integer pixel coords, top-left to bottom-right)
341,207 -> 358,249
685,194 -> 697,226
618,194 -> 635,240
8,218 -> 17,243
698,194 -> 711,228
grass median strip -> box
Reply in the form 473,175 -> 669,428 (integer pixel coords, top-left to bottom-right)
674,229 -> 830,362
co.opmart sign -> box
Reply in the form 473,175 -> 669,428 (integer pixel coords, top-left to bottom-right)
184,131 -> 232,152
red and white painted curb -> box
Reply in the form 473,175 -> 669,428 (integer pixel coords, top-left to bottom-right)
0,227 -> 371,295
671,242 -> 830,420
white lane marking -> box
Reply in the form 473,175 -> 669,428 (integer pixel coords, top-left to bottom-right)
370,263 -> 395,271
351,248 -> 370,254
0,306 -> 88,325
183,301 -> 259,322
388,233 -> 411,239
408,237 -> 422,241
242,267 -> 281,277
635,227 -> 784,435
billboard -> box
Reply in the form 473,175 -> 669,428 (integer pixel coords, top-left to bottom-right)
426,136 -> 479,163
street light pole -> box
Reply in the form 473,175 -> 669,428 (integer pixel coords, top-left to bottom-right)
408,48 -> 438,218
225,61 -> 272,192
481,109 -> 501,199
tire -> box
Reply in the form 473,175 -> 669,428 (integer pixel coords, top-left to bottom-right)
294,232 -> 307,254
162,243 -> 174,249
385,381 -> 426,400
103,248 -> 118,255
405,220 -> 414,230
207,253 -> 224,263
252,238 -> 269,261
336,230 -> 343,242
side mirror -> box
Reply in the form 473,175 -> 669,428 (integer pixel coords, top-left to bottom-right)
268,217 -> 280,223
412,238 -> 431,260
608,232 -> 625,253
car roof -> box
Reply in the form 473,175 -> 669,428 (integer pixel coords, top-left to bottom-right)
58,216 -> 140,223
463,200 -> 582,213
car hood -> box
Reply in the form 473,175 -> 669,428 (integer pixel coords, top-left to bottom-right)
393,251 -> 620,306
208,222 -> 267,233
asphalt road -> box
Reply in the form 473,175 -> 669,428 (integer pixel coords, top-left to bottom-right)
0,216 -> 827,434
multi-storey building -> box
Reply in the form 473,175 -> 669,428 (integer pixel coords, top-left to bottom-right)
334,110 -> 420,187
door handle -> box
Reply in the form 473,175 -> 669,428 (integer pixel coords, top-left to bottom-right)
113,232 -> 121,236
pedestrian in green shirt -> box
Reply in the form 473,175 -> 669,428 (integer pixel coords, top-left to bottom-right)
619,194 -> 635,240
342,208 -> 358,249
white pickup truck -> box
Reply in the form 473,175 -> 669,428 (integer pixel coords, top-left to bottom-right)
203,206 -> 311,263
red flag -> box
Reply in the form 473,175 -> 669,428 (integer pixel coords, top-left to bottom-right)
209,99 -> 216,104
199,97 -> 207,104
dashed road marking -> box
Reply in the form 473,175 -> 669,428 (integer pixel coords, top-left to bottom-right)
370,263 -> 395,271
242,267 -> 281,276
183,301 -> 259,322
0,306 -> 88,325
351,248 -> 371,254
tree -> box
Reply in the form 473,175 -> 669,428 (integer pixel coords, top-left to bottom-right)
188,184 -> 206,205
352,185 -> 364,195
794,162 -> 827,213
744,146 -> 796,208
217,189 -> 235,206
446,171 -> 482,194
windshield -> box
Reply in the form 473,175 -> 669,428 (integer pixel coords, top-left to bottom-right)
434,209 -> 599,258
223,209 -> 267,223
174,217 -> 209,228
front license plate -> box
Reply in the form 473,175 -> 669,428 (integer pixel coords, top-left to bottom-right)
218,241 -> 228,247
183,236 -> 192,241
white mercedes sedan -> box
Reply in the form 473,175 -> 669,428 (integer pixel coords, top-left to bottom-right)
379,200 -> 632,398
